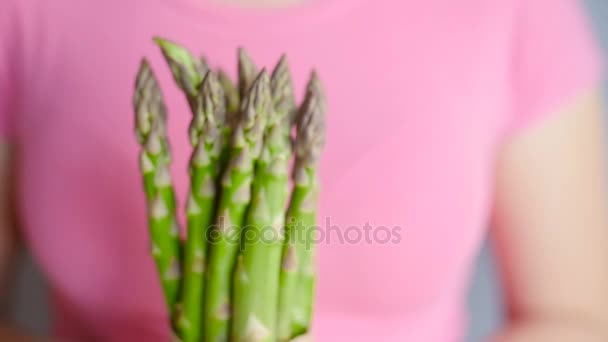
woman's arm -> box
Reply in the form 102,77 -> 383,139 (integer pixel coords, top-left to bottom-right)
0,142 -> 38,341
492,88 -> 608,341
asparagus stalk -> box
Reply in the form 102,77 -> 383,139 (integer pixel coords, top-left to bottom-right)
154,37 -> 208,108
204,71 -> 271,342
175,71 -> 226,342
133,59 -> 183,316
216,48 -> 257,175
269,55 -> 297,129
237,48 -> 258,101
232,56 -> 295,342
216,47 -> 258,179
265,55 -> 302,342
217,69 -> 241,172
282,72 -> 327,339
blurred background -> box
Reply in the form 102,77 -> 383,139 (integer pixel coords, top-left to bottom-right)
2,1 -> 607,341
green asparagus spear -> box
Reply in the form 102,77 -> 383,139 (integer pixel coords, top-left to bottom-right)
285,71 -> 327,338
237,48 -> 257,101
217,69 -> 242,172
232,56 -> 295,342
133,59 -> 183,316
204,71 -> 271,342
218,47 -> 257,174
262,55 -> 302,342
175,71 -> 226,342
154,37 -> 208,108
269,55 -> 297,129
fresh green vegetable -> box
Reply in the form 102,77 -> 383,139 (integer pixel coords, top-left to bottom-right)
154,37 -> 208,108
133,59 -> 183,316
237,48 -> 258,101
135,42 -> 327,342
216,68 -> 241,172
269,55 -> 297,129
281,71 -> 327,340
175,71 -> 226,342
265,55 -> 302,342
204,71 -> 271,342
232,56 -> 295,342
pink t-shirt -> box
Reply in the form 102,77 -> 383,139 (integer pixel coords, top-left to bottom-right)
0,0 -> 603,341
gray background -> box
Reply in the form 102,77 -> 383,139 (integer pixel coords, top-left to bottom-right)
3,1 -> 608,341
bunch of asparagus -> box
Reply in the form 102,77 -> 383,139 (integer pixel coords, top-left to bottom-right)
133,38 -> 326,342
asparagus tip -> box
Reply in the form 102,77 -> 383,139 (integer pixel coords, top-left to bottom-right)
189,70 -> 225,145
138,57 -> 151,70
248,69 -> 271,105
241,69 -> 270,110
257,68 -> 270,82
273,54 -> 289,72
237,47 -> 256,72
154,37 -> 207,97
134,58 -> 152,99
238,47 -> 258,97
134,60 -> 168,144
152,36 -> 174,49
307,69 -> 323,94
199,69 -> 223,98
293,73 -> 327,181
270,54 -> 296,118
237,46 -> 251,60
305,69 -> 327,114
270,55 -> 290,85
151,36 -> 163,44
231,69 -> 271,158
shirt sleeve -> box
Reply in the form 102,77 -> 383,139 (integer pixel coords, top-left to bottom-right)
508,0 -> 604,134
0,1 -> 19,142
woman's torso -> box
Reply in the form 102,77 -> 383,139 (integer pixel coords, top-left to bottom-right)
8,0 -> 518,340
